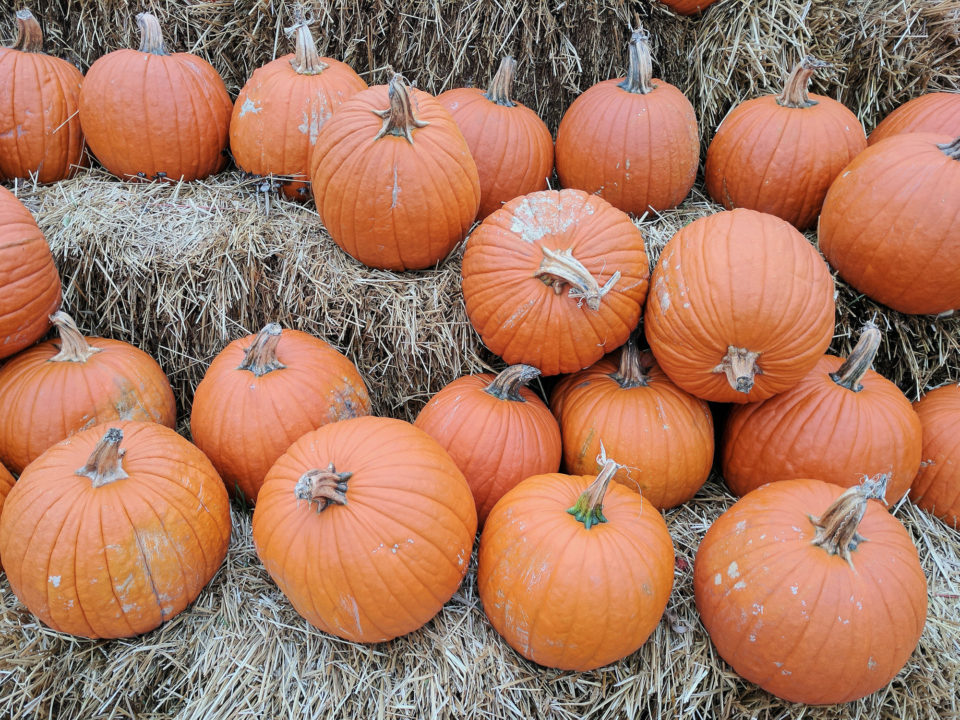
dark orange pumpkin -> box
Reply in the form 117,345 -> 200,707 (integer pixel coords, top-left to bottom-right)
660,0 -> 719,13
0,461 -> 13,525
911,383 -> 960,527
869,92 -> 960,145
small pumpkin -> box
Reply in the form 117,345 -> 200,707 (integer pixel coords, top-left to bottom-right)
869,92 -> 960,145
478,457 -> 675,671
660,0 -> 719,13
695,476 -> 927,704
414,364 -> 561,525
0,8 -> 86,183
0,422 -> 231,639
0,461 -> 13,522
437,56 -> 554,219
190,323 -> 371,504
252,416 -> 477,643
462,188 -> 649,375
910,383 -> 960,527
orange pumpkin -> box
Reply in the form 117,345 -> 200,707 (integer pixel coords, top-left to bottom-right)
462,188 -> 649,375
0,422 -> 231,639
0,461 -> 13,524
660,0 -> 719,13
911,383 -> 960,527
869,92 -> 960,145
252,416 -> 477,643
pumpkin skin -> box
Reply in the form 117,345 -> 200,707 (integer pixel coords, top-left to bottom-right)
78,13 -> 232,182
0,422 -> 231,639
645,208 -> 835,403
869,92 -> 960,145
310,74 -> 480,270
0,461 -> 13,526
555,29 -> 699,216
437,56 -> 554,219
478,460 -> 675,671
414,364 -> 562,526
0,311 -> 177,474
252,416 -> 477,643
462,188 -> 649,375
0,185 -> 61,359
704,56 -> 866,230
911,383 -> 960,527
660,0 -> 719,13
819,133 -> 960,315
0,9 -> 87,183
694,478 -> 927,705
190,323 -> 371,504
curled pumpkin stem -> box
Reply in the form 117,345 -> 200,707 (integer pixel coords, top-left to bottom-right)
612,333 -> 650,389
373,74 -> 429,144
13,9 -> 43,52
136,12 -> 167,55
534,246 -> 620,311
484,55 -> 517,107
830,322 -> 881,392
484,364 -> 540,402
238,323 -> 286,377
711,346 -> 762,393
809,474 -> 889,569
618,28 -> 655,95
49,311 -> 102,363
77,427 -> 130,488
777,55 -> 830,109
285,5 -> 328,75
294,463 -> 352,512
567,458 -> 621,530
939,136 -> 960,161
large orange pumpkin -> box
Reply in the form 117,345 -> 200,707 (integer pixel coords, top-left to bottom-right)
78,12 -> 232,182
704,56 -> 866,230
252,416 -> 477,643
0,9 -> 86,183
190,323 -> 371,504
414,364 -> 561,525
0,422 -> 231,639
695,477 -> 927,704
819,133 -> 960,315
869,92 -> 960,145
911,383 -> 960,527
310,73 -> 480,270
555,28 -> 699,216
462,188 -> 649,375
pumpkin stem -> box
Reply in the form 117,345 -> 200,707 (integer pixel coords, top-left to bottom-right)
711,346 -> 762,394
611,334 -> 651,389
484,364 -> 540,401
483,56 -> 517,107
294,463 -> 352,512
49,311 -> 102,363
372,74 -> 429,144
533,246 -> 621,311
617,28 -> 655,95
136,12 -> 168,55
777,55 -> 830,109
809,474 -> 889,569
567,458 -> 621,530
76,428 -> 130,488
238,323 -> 287,377
285,6 -> 328,75
12,9 -> 43,52
830,322 -> 881,392
939,136 -> 960,160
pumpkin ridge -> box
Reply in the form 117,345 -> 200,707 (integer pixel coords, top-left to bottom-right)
94,495 -> 147,635
110,493 -> 170,623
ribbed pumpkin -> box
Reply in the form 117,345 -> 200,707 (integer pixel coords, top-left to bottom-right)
819,133 -> 960,315
704,56 -> 866,230
869,92 -> 960,145
695,477 -> 927,705
911,383 -> 960,527
0,9 -> 86,183
645,208 -> 835,403
478,458 -> 675,671
310,73 -> 480,270
722,324 -> 922,504
230,14 -> 366,200
0,422 -> 231,639
437,56 -> 554,219
252,416 -> 477,643
190,323 -> 370,504
414,364 -> 561,525
660,0 -> 719,13
0,462 -> 13,525
0,185 -> 61,359
550,336 -> 713,509
462,188 -> 649,375
78,12 -> 232,182
555,28 -> 698,216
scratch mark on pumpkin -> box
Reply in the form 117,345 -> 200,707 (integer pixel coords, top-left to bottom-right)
390,164 -> 400,208
501,298 -> 537,329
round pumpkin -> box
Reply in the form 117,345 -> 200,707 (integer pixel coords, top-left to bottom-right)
414,364 -> 561,526
0,185 -> 61,359
462,188 -> 649,375
190,323 -> 371,504
660,0 -> 719,13
230,13 -> 366,200
478,458 -> 675,670
695,477 -> 927,704
78,12 -> 232,182
252,416 -> 477,643
704,56 -> 866,230
437,56 -> 554,219
0,461 -> 13,527
310,73 -> 480,270
0,422 -> 231,639
911,383 -> 960,527
869,92 -> 960,145
0,9 -> 86,183
555,28 -> 699,216
819,133 -> 960,315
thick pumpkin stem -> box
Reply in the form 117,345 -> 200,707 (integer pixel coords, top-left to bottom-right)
617,28 -> 655,95
777,55 -> 830,108
286,8 -> 328,75
611,335 -> 650,389
939,137 -> 960,160
49,311 -> 102,363
567,459 -> 620,530
809,474 -> 889,568
534,246 -> 621,311
711,346 -> 762,394
372,74 -> 429,144
294,463 -> 352,512
76,428 -> 130,488
136,12 -> 167,55
238,323 -> 286,377
830,323 -> 881,392
12,9 -> 43,52
484,364 -> 540,401
484,56 -> 517,107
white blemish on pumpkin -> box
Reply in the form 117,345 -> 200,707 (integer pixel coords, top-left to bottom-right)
299,106 -> 329,146
390,165 -> 400,209
735,520 -> 747,534
774,661 -> 783,668
390,544 -> 399,554
501,298 -> 537,329
727,561 -> 739,579
49,576 -> 61,587
733,580 -> 746,590
654,398 -> 670,430
238,98 -> 261,117
749,633 -> 756,642
508,194 -> 577,243
752,603 -> 763,616
655,277 -> 670,311
868,657 -> 877,669
781,669 -> 792,676
791,584 -> 799,595
714,573 -> 722,585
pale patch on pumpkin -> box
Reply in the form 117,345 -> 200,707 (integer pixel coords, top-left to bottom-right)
508,194 -> 577,243
790,584 -> 799,595
727,561 -> 739,579
48,575 -> 61,587
238,98 -> 261,118
714,573 -> 722,585
299,104 -> 331,146
390,164 -> 400,209
733,580 -> 746,590
501,298 -> 537,329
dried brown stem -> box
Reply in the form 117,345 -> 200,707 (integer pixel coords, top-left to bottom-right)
294,463 -> 352,511
711,346 -> 762,393
830,323 -> 881,392
567,459 -> 621,529
484,56 -> 516,106
12,9 -> 43,52
617,28 -> 655,95
373,74 -> 429,144
484,364 -> 540,401
76,428 -> 129,488
238,323 -> 286,377
534,247 -> 620,311
136,12 -> 167,55
809,474 -> 889,568
777,55 -> 830,108
49,311 -> 102,363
